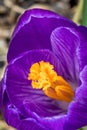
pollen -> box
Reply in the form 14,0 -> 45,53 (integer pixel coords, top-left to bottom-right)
28,61 -> 74,102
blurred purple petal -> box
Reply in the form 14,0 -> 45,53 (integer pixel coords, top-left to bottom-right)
78,39 -> 87,72
76,65 -> 87,104
2,90 -> 67,130
3,96 -> 48,130
78,26 -> 87,41
7,8 -> 76,62
63,65 -> 87,130
39,115 -> 66,130
4,104 -> 21,129
76,26 -> 87,71
64,101 -> 87,130
18,118 -> 49,130
51,27 -> 80,84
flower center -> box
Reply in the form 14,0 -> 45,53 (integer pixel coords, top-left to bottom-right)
28,61 -> 74,102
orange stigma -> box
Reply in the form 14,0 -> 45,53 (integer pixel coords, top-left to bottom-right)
28,61 -> 74,102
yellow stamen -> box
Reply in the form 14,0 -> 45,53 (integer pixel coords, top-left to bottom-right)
28,61 -> 74,102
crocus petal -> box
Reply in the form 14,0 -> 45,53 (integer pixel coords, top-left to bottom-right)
4,104 -> 21,129
5,49 -> 66,118
75,26 -> 87,71
2,95 -> 48,130
23,102 -> 67,130
18,118 -> 49,130
1,83 -> 57,130
76,65 -> 87,104
63,101 -> 87,130
2,74 -> 66,130
78,26 -> 87,41
78,41 -> 87,71
63,66 -> 87,130
39,115 -> 66,130
51,27 -> 80,84
7,8 -> 76,62
1,86 -> 20,129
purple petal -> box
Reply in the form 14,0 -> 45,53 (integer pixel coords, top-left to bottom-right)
5,49 -> 67,118
1,85 -> 64,130
39,115 -> 66,130
78,26 -> 87,41
63,66 -> 87,130
51,27 -> 80,84
76,65 -> 87,104
3,99 -> 67,130
63,101 -> 87,130
4,104 -> 21,129
77,41 -> 87,71
76,26 -> 87,71
3,96 -> 48,130
18,119 -> 49,130
1,89 -> 72,130
2,90 -> 66,130
7,8 -> 76,62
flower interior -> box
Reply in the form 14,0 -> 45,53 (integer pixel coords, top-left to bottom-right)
28,61 -> 74,102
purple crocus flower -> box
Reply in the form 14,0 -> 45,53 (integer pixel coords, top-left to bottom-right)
1,8 -> 87,130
